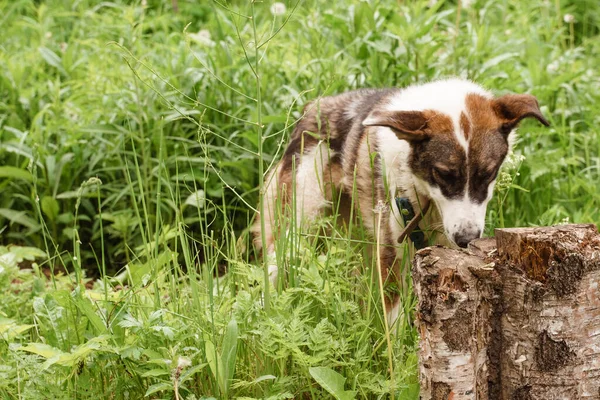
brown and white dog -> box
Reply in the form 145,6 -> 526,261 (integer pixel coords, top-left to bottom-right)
252,78 -> 549,323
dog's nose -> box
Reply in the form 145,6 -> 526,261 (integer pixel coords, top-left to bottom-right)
453,230 -> 481,248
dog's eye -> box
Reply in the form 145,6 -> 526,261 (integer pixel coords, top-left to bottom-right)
432,167 -> 455,182
476,167 -> 500,184
499,123 -> 514,135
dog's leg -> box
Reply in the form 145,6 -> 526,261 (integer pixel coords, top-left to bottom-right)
250,166 -> 282,284
294,142 -> 331,227
253,142 -> 335,286
356,202 -> 406,328
348,134 -> 409,329
376,220 -> 405,329
251,166 -> 280,254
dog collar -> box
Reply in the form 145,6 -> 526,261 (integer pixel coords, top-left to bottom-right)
395,197 -> 430,249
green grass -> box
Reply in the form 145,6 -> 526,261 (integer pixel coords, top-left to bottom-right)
1,0 -> 599,398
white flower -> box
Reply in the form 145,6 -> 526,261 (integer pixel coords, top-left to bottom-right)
563,14 -> 575,23
428,0 -> 438,7
189,29 -> 215,47
505,29 -> 512,36
373,200 -> 387,215
270,2 -> 286,16
546,61 -> 559,73
177,356 -> 192,369
461,0 -> 475,8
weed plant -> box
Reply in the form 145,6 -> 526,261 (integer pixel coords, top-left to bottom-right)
0,0 -> 599,398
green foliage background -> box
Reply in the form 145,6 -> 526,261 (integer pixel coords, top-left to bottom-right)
0,0 -> 599,398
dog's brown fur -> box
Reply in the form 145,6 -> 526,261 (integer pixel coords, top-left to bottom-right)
252,81 -> 548,323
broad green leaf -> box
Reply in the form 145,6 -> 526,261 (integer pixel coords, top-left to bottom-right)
7,246 -> 47,260
21,343 -> 64,359
118,314 -> 143,329
72,292 -> 107,334
39,46 -> 66,74
221,318 -> 239,397
43,335 -> 114,368
0,166 -> 33,182
0,318 -> 34,340
398,383 -> 420,399
205,339 -> 218,386
144,382 -> 172,397
178,363 -> 207,384
0,246 -> 46,269
123,249 -> 175,286
0,209 -> 40,231
309,367 -> 356,400
41,196 -> 60,222
120,345 -> 143,360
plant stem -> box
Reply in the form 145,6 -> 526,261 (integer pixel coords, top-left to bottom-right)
251,0 -> 270,312
375,204 -> 395,394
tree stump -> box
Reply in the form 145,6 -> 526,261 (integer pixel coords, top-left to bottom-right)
412,224 -> 600,399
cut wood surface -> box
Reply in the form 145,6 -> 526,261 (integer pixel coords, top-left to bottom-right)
412,224 -> 600,400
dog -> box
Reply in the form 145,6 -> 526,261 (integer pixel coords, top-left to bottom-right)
251,78 -> 549,324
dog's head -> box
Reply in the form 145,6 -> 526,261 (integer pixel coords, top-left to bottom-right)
363,80 -> 549,248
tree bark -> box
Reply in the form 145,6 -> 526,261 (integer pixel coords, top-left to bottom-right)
413,224 -> 600,400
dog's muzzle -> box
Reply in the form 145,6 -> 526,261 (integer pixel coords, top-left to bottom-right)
453,229 -> 482,248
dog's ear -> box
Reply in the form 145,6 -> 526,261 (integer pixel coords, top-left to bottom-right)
362,110 -> 429,142
492,94 -> 550,134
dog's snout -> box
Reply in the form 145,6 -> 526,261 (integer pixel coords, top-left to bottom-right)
453,229 -> 482,248
454,234 -> 471,248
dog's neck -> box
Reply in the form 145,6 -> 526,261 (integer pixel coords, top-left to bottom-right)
394,179 -> 453,248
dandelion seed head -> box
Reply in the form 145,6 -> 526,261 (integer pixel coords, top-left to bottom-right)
373,200 -> 387,214
270,2 -> 286,16
189,29 -> 215,47
462,0 -> 475,8
177,356 -> 192,369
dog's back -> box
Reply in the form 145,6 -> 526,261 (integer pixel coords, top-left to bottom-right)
251,88 -> 397,252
